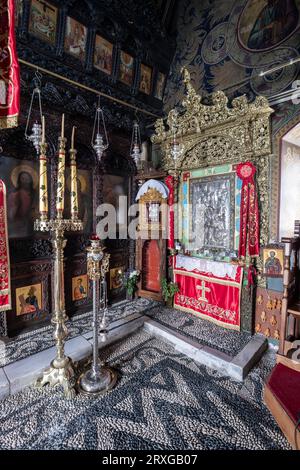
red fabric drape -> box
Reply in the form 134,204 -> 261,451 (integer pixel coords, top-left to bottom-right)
164,175 -> 175,250
174,267 -> 242,330
0,0 -> 20,129
237,162 -> 260,259
0,180 -> 11,311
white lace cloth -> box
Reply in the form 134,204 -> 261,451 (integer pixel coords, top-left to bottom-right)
175,254 -> 239,280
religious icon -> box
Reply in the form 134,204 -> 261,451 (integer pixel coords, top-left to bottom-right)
119,51 -> 134,86
139,64 -> 152,95
238,0 -> 299,51
110,267 -> 125,290
65,169 -> 93,234
94,35 -> 113,75
64,17 -> 87,61
257,294 -> 263,305
154,72 -> 166,100
16,283 -> 42,316
0,158 -> 39,238
262,247 -> 284,277
29,0 -> 57,44
146,202 -> 161,224
190,174 -> 235,251
72,274 -> 88,301
270,314 -> 277,326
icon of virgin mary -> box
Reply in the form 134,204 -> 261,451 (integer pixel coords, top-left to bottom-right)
247,0 -> 298,50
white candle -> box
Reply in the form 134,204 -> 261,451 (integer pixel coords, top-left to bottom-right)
39,116 -> 48,219
61,113 -> 65,139
41,115 -> 45,145
71,125 -> 75,150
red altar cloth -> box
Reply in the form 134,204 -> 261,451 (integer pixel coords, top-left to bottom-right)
174,263 -> 243,330
0,180 -> 11,311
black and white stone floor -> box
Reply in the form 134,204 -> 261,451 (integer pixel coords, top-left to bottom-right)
144,306 -> 251,356
0,300 -> 269,399
0,330 -> 290,450
0,298 -> 157,368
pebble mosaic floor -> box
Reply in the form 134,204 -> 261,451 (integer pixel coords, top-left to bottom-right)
145,306 -> 252,356
0,298 -> 157,368
0,330 -> 290,450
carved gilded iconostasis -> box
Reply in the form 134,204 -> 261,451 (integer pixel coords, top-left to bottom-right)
152,69 -> 273,332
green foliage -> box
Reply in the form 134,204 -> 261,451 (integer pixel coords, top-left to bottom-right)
161,278 -> 179,302
124,271 -> 140,296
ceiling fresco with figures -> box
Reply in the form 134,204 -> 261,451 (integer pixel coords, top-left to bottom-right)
164,0 -> 300,111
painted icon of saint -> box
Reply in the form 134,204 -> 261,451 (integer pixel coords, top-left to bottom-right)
73,278 -> 87,300
18,285 -> 40,315
8,167 -> 38,238
264,250 -> 282,275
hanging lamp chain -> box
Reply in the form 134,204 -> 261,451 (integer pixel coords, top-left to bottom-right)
24,70 -> 44,155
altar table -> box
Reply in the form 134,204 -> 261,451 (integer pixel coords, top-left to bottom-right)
173,255 -> 243,330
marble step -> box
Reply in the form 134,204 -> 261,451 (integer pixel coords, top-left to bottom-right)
143,318 -> 268,382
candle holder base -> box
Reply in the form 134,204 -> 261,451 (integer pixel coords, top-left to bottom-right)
35,357 -> 76,399
77,366 -> 117,396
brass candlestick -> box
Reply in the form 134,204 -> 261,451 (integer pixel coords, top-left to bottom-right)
77,237 -> 117,396
35,117 -> 83,398
34,219 -> 82,397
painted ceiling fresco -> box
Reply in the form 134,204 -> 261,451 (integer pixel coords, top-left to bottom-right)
164,0 -> 300,111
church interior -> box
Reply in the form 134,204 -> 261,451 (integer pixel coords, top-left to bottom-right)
0,0 -> 300,453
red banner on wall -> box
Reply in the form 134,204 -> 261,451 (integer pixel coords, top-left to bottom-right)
237,162 -> 259,259
0,179 -> 11,312
0,0 -> 20,129
174,267 -> 243,330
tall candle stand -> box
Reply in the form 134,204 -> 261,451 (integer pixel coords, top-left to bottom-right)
35,121 -> 83,398
77,237 -> 117,396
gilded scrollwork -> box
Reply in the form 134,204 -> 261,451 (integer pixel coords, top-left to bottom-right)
151,67 -> 273,161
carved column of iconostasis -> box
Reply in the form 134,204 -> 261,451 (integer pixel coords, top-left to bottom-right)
167,170 -> 180,282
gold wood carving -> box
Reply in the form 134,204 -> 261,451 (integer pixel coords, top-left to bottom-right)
138,188 -> 167,234
151,67 -> 273,260
139,188 -> 165,204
